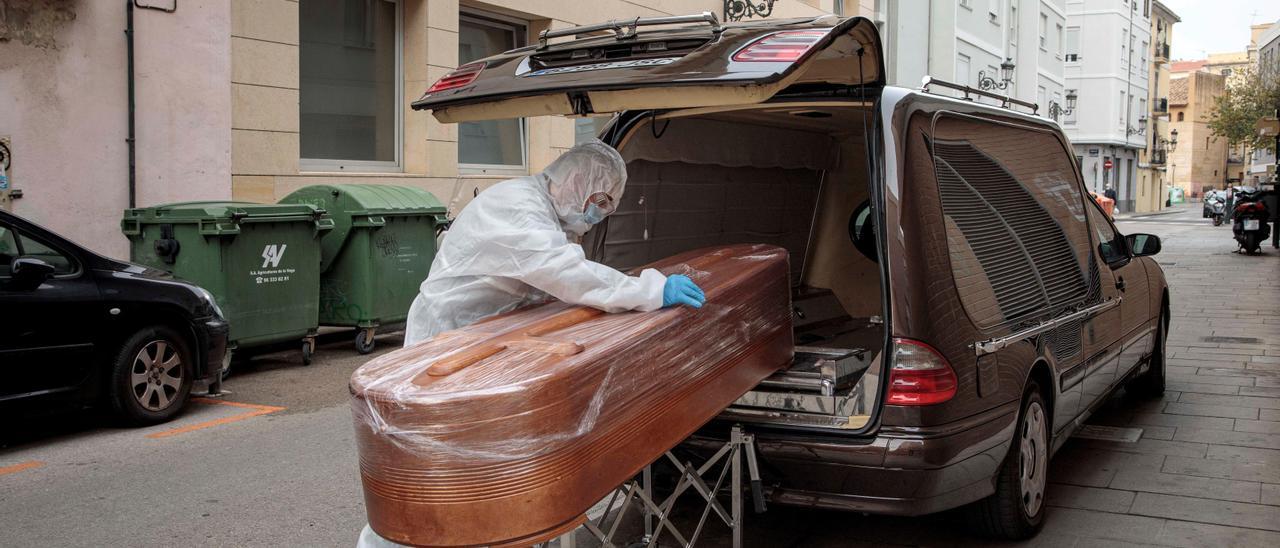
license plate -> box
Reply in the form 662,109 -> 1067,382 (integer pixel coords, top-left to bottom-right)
1244,219 -> 1260,231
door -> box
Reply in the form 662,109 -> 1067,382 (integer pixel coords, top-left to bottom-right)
0,221 -> 101,401
411,14 -> 884,122
1079,201 -> 1143,409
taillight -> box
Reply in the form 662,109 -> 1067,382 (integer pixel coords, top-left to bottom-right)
731,30 -> 828,62
886,338 -> 958,406
425,62 -> 484,94
1237,202 -> 1263,213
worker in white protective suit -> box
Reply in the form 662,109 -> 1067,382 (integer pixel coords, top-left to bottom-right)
403,139 -> 706,346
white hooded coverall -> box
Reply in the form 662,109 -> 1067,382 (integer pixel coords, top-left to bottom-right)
403,140 -> 667,345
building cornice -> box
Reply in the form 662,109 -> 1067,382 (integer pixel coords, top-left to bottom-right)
1152,0 -> 1181,24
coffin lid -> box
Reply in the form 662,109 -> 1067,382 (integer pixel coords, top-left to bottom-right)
412,14 -> 883,123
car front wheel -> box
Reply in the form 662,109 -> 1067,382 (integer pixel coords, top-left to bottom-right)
969,381 -> 1049,539
108,325 -> 194,425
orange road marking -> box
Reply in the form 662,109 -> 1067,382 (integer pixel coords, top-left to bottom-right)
146,398 -> 286,439
0,460 -> 44,476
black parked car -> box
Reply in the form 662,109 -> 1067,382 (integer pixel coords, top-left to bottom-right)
0,210 -> 228,424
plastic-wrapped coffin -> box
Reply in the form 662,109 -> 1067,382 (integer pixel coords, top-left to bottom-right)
350,244 -> 793,547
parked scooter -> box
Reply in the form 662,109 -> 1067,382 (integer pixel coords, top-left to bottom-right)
1231,188 -> 1272,254
1206,193 -> 1227,226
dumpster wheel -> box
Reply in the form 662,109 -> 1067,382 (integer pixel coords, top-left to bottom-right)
302,337 -> 316,365
356,328 -> 377,355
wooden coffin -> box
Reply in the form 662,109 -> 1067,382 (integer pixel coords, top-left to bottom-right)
350,244 -> 793,547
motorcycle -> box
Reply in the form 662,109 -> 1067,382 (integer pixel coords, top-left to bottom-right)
1206,193 -> 1227,226
1231,188 -> 1272,254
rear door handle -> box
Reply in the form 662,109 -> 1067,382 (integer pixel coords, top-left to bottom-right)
1116,277 -> 1126,292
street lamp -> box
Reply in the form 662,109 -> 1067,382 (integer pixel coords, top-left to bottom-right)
1048,89 -> 1078,121
1128,116 -> 1147,136
1164,129 -> 1179,208
978,58 -> 1015,91
724,1 -> 776,22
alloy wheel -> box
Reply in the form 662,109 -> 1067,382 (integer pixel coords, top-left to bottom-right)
1019,400 -> 1048,517
130,340 -> 184,411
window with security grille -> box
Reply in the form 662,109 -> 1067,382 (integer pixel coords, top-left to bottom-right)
929,114 -> 1093,330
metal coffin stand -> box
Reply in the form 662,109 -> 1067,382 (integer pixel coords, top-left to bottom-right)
548,425 -> 764,548
356,425 -> 764,548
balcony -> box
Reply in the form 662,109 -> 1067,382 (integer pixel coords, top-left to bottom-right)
1228,155 -> 1246,165
1153,98 -> 1168,115
1155,43 -> 1170,62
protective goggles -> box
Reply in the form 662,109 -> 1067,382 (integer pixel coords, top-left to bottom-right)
585,192 -> 617,216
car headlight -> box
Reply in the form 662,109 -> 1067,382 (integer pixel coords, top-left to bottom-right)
194,287 -> 225,319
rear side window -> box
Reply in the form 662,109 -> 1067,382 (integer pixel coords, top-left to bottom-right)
929,114 -> 1093,330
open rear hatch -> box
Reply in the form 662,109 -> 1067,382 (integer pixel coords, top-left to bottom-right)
412,14 -> 888,433
410,12 -> 883,122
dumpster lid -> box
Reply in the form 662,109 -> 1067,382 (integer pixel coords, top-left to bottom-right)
124,201 -> 327,222
279,185 -> 448,272
302,185 -> 446,216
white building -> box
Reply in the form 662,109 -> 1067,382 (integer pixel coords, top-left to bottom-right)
873,0 -> 1068,110
1064,0 -> 1153,212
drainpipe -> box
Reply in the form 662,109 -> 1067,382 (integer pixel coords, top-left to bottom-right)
126,0 -> 136,208
124,1 -> 176,209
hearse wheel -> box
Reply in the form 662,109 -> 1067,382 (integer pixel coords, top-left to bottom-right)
109,325 -> 194,425
969,380 -> 1048,540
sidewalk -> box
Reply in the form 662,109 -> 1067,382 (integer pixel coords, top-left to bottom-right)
1113,204 -> 1194,220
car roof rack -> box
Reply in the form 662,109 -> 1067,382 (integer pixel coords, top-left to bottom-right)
537,11 -> 721,50
919,76 -> 1040,116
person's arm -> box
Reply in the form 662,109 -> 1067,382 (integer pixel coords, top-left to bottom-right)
472,209 -> 666,313
518,242 -> 667,313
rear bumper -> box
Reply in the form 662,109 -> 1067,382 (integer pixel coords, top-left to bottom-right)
192,317 -> 230,381
687,401 -> 1019,516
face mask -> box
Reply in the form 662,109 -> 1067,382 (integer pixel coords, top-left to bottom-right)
582,202 -> 608,225
560,211 -> 592,237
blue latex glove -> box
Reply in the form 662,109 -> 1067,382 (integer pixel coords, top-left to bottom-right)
662,274 -> 706,309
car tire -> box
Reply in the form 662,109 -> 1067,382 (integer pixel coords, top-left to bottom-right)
968,381 -> 1049,540
1128,310 -> 1167,398
108,325 -> 194,425
1245,233 -> 1262,255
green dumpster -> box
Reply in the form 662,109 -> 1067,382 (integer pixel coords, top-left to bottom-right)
121,202 -> 334,363
279,185 -> 448,353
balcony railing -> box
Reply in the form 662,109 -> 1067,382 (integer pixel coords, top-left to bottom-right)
1153,98 -> 1168,114
1155,43 -> 1170,61
1150,149 -> 1166,165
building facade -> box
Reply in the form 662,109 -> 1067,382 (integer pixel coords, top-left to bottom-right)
1063,0 -> 1153,213
0,1 -> 859,258
1191,24 -> 1275,186
873,0 -> 1067,110
1167,70 -> 1228,197
1248,20 -> 1280,186
1138,0 -> 1177,213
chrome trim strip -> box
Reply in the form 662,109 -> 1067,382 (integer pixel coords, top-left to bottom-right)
974,298 -> 1121,357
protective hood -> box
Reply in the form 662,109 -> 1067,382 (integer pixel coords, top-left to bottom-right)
542,139 -> 628,235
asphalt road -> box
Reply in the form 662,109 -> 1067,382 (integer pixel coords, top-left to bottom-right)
2,204 -> 1277,547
